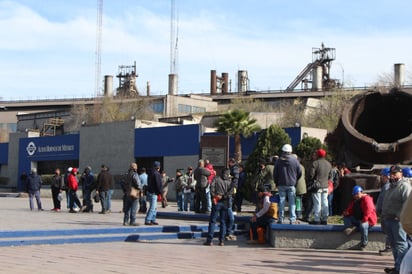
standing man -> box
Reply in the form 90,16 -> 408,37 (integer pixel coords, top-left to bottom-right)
80,166 -> 95,213
235,164 -> 246,212
183,166 -> 196,211
226,158 -> 239,241
293,154 -> 306,220
174,169 -> 185,211
67,168 -> 82,213
138,167 -> 148,213
121,163 -> 141,226
194,159 -> 211,213
26,168 -> 44,211
400,191 -> 412,274
273,144 -> 302,224
382,165 -> 411,274
145,161 -> 162,225
376,167 -> 392,255
342,186 -> 377,250
203,168 -> 232,246
309,148 -> 332,225
50,168 -> 63,212
96,164 -> 111,214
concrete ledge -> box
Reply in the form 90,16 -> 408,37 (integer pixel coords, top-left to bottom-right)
157,211 -> 251,223
269,223 -> 385,250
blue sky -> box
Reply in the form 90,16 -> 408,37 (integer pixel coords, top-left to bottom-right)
1,0 -> 411,100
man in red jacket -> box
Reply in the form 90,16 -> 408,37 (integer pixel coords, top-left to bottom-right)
343,185 -> 377,250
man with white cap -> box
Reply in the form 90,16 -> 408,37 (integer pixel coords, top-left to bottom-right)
273,144 -> 302,224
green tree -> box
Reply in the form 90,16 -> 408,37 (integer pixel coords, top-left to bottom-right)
243,125 -> 290,200
294,136 -> 324,161
215,109 -> 260,163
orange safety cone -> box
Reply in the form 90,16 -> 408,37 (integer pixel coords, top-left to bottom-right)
257,227 -> 266,244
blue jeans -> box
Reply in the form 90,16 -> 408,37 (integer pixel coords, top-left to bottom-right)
343,215 -> 372,246
123,195 -> 138,225
312,188 -> 329,222
176,191 -> 184,211
145,192 -> 158,223
107,189 -> 114,211
206,201 -> 228,243
328,191 -> 334,216
384,219 -> 409,271
183,191 -> 194,211
99,191 -> 108,212
278,185 -> 296,223
28,190 -> 42,210
83,189 -> 93,211
206,186 -> 212,211
226,199 -> 235,236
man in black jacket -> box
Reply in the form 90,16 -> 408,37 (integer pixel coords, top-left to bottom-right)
203,168 -> 232,246
144,161 -> 162,225
194,159 -> 211,213
26,168 -> 44,211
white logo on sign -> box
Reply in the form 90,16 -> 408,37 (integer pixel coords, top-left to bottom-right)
26,142 -> 36,156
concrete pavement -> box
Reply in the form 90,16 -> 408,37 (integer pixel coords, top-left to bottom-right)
0,196 -> 393,274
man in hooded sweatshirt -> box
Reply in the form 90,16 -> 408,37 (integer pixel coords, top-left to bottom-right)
273,144 -> 302,224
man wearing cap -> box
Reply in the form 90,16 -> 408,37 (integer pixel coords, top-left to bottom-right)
308,148 -> 332,225
183,166 -> 196,211
382,165 -> 411,274
342,185 -> 377,250
273,144 -> 302,224
145,161 -> 162,225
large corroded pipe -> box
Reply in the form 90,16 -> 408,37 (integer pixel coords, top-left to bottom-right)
341,89 -> 412,165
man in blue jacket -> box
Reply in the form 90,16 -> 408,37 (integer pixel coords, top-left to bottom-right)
273,144 -> 302,224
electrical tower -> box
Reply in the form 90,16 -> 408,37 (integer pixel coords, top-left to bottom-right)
94,0 -> 103,97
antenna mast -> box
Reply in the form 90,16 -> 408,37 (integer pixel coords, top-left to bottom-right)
94,0 -> 103,97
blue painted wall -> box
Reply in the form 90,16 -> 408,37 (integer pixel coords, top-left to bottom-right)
0,143 -> 8,164
135,124 -> 201,157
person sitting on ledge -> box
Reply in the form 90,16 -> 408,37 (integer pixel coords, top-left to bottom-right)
342,185 -> 377,250
247,185 -> 278,244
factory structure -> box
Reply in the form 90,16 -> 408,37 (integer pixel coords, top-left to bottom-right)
0,40 -> 410,195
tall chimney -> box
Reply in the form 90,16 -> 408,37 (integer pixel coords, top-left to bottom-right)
210,70 -> 217,95
104,75 -> 113,97
394,63 -> 405,87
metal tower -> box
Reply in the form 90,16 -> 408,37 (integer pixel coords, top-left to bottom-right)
94,0 -> 103,97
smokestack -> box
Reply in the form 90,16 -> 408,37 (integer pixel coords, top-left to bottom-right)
168,74 -> 178,95
222,73 -> 229,94
312,66 -> 323,91
104,75 -> 113,97
210,70 -> 217,95
146,81 -> 150,96
394,63 -> 405,87
238,70 -> 248,93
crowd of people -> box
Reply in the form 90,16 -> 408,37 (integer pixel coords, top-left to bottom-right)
21,144 -> 412,273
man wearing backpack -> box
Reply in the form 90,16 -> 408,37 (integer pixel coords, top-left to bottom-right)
121,163 -> 141,226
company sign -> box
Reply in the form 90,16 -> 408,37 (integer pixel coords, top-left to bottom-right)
20,134 -> 79,161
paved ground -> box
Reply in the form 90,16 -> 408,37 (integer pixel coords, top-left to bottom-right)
0,196 -> 394,274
